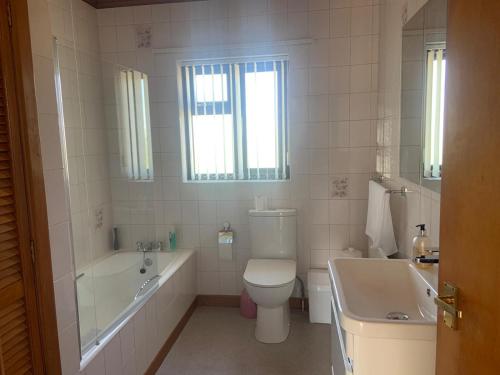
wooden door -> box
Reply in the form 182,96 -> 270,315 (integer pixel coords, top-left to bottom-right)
0,1 -> 57,374
436,0 -> 500,374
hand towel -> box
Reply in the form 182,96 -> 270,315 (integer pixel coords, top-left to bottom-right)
365,180 -> 398,256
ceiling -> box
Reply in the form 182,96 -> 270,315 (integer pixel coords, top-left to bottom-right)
83,0 -> 198,9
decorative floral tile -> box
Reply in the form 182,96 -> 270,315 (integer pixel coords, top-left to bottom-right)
136,25 -> 152,49
330,176 -> 349,198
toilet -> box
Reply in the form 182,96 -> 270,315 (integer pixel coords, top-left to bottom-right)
243,209 -> 297,344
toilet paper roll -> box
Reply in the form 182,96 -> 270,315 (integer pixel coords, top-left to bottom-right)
254,195 -> 268,211
218,243 -> 233,261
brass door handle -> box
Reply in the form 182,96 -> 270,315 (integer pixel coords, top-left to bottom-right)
434,282 -> 462,329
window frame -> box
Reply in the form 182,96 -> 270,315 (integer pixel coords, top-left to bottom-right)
178,57 -> 290,182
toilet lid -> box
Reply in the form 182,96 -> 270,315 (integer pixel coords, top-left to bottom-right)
244,259 -> 296,287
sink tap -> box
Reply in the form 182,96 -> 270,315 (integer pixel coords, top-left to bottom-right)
413,255 -> 439,264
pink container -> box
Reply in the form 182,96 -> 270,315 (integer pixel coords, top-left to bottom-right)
240,289 -> 257,319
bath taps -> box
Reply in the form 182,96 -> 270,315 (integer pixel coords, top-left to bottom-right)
136,241 -> 145,252
136,241 -> 163,252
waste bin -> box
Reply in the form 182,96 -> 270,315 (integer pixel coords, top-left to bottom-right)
308,269 -> 332,324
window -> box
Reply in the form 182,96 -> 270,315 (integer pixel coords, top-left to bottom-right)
118,69 -> 154,181
423,46 -> 446,179
178,57 -> 289,181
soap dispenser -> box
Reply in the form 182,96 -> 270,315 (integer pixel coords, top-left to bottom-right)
413,224 -> 432,268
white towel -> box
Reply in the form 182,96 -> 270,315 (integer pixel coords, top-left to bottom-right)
365,180 -> 398,256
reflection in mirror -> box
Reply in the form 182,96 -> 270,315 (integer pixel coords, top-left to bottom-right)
400,0 -> 447,193
117,69 -> 154,181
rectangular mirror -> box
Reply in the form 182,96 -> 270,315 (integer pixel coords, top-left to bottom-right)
400,0 -> 447,193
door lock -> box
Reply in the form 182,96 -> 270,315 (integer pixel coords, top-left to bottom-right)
434,282 -> 462,329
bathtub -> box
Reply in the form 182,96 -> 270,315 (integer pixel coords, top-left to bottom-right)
77,249 -> 195,365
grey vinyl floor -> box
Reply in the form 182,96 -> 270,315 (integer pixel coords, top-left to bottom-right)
156,306 -> 330,375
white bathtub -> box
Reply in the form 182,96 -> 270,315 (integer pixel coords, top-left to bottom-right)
77,249 -> 195,362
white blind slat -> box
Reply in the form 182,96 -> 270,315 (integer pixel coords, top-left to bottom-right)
432,49 -> 443,178
424,50 -> 434,177
220,64 -> 228,180
210,64 -> 218,179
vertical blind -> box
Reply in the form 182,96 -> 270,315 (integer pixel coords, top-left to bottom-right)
423,47 -> 446,178
179,57 -> 289,181
119,69 -> 154,181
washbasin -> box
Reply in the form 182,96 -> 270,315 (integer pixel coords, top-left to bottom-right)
328,257 -> 438,340
328,258 -> 439,375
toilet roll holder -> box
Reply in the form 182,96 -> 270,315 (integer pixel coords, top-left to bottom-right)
218,222 -> 234,244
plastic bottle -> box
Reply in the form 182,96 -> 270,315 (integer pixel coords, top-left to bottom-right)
413,224 -> 432,268
168,230 -> 176,251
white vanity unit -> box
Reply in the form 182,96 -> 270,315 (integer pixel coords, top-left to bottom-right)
328,258 -> 438,375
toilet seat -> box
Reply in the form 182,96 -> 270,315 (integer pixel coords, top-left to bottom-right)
244,259 -> 296,288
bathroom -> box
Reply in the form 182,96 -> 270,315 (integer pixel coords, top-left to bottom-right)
0,0 -> 498,374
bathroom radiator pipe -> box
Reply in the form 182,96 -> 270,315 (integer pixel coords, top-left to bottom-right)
295,276 -> 305,312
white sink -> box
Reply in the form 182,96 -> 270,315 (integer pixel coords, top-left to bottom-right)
327,258 -> 438,375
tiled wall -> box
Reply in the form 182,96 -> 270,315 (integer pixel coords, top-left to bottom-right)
377,0 -> 441,257
97,0 -> 381,295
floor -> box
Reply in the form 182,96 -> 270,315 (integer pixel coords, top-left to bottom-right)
156,306 -> 330,375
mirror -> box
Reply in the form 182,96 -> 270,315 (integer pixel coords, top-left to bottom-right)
400,0 -> 447,193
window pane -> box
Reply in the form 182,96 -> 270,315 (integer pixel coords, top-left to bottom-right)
195,73 -> 228,103
192,115 -> 234,176
245,71 -> 278,169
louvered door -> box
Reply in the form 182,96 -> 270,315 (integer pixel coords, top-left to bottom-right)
0,1 -> 45,373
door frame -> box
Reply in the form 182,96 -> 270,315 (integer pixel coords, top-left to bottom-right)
1,0 -> 61,373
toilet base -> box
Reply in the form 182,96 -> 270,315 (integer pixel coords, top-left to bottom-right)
255,303 -> 290,343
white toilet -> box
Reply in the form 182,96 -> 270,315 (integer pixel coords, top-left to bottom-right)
243,209 -> 297,344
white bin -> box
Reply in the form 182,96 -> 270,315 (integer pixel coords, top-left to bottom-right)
308,269 -> 332,324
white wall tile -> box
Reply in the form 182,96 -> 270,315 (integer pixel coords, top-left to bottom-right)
350,64 -> 372,92
329,37 -> 350,66
115,7 -> 134,25
350,35 -> 372,65
330,224 -> 350,249
329,200 -> 349,224
329,66 -> 350,93
310,224 -> 330,249
85,351 -> 106,375
309,10 -> 330,39
58,324 -> 80,375
53,273 -> 77,331
350,6 -> 373,36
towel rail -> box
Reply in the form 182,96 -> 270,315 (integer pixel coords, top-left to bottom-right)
370,176 -> 414,196
384,186 -> 414,196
